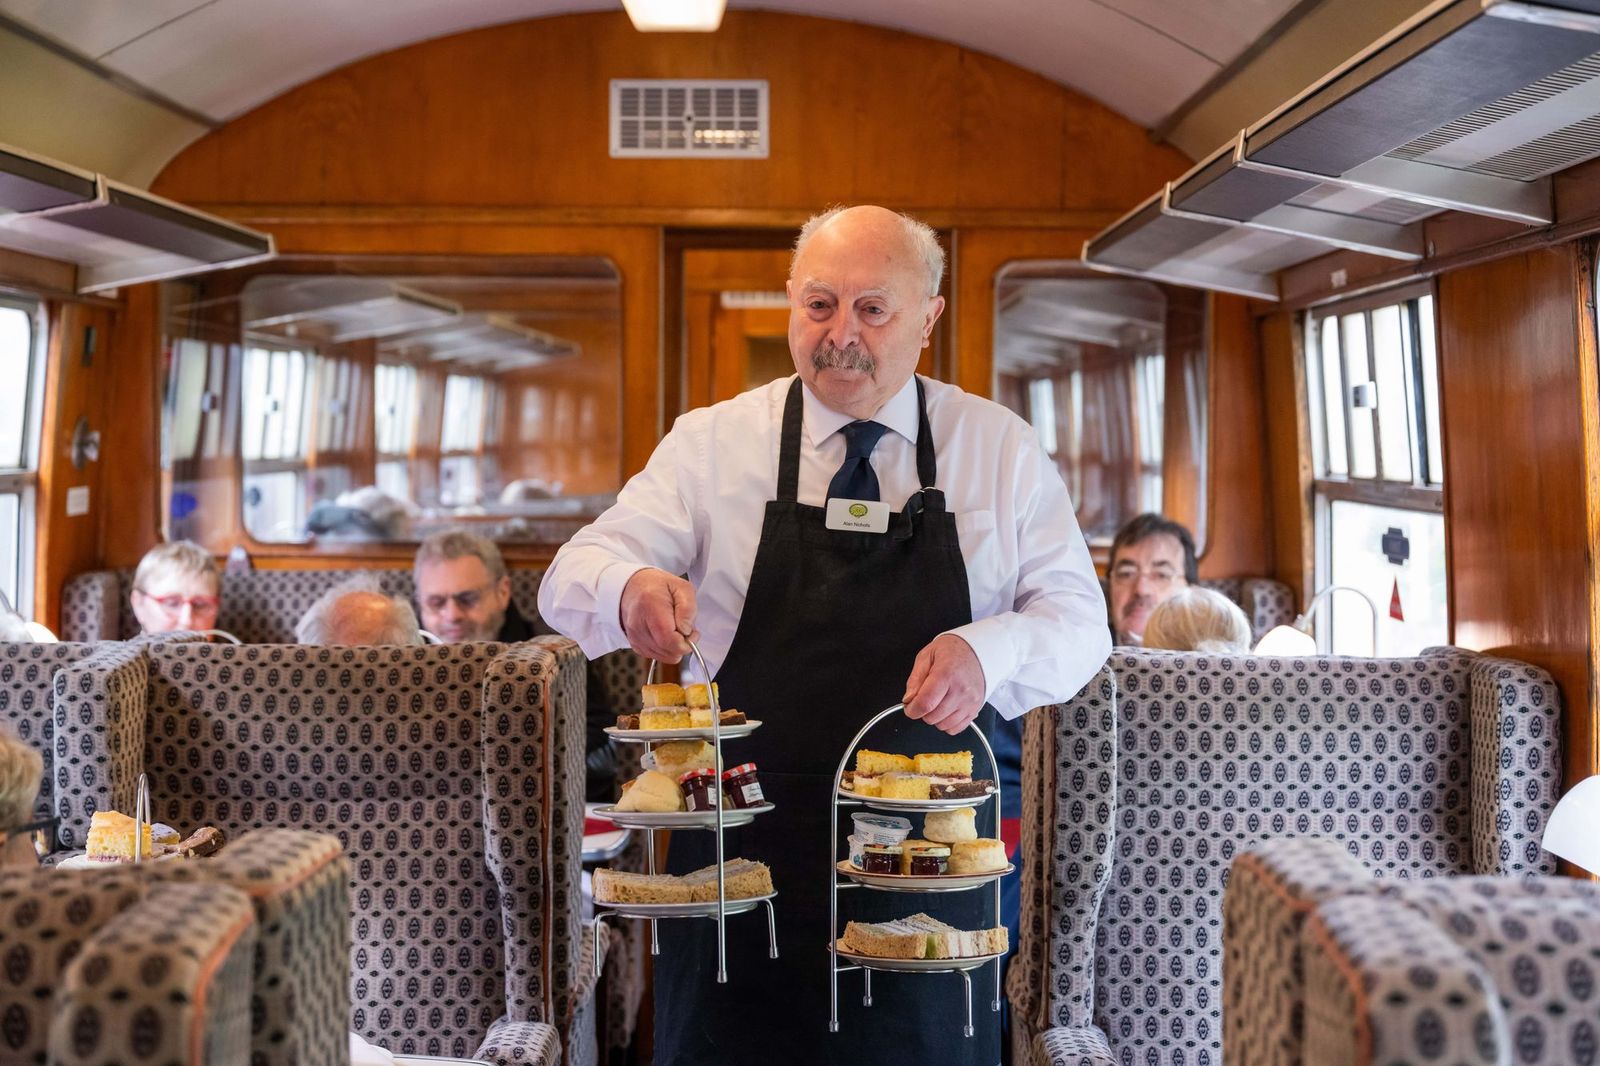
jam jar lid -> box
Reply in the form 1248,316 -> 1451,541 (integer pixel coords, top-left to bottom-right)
915,845 -> 951,857
720,763 -> 758,779
677,768 -> 717,784
861,842 -> 904,855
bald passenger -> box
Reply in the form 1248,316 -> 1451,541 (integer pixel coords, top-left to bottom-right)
294,576 -> 423,645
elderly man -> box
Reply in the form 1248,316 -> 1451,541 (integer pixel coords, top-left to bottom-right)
539,205 -> 1108,1065
1107,512 -> 1198,644
413,529 -> 535,642
130,541 -> 222,635
294,577 -> 422,645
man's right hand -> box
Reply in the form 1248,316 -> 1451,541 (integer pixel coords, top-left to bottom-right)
620,568 -> 699,663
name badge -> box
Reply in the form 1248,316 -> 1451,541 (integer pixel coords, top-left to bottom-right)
825,497 -> 890,534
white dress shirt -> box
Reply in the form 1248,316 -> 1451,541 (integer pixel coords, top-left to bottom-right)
537,374 -> 1110,720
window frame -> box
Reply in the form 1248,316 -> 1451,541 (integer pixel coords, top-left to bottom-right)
0,295 -> 47,616
1305,282 -> 1448,654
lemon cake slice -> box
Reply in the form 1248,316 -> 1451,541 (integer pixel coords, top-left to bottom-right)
85,810 -> 153,863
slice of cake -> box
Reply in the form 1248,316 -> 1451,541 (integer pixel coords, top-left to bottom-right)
684,682 -> 719,709
640,708 -> 692,730
913,751 -> 973,779
85,810 -> 154,863
641,683 -> 686,708
931,779 -> 996,800
689,708 -> 747,728
879,772 -> 933,800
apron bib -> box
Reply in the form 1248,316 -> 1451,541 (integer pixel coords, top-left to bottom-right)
652,377 -> 1001,1066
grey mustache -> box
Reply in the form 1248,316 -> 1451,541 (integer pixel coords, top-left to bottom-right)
811,343 -> 876,374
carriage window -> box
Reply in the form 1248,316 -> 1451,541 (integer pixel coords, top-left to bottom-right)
1307,287 -> 1446,655
0,299 -> 43,616
160,256 -> 624,545
993,265 -> 1206,546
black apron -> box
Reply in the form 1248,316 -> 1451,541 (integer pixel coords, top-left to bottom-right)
653,377 -> 1002,1066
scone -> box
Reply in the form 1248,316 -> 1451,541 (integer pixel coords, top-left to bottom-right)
878,772 -> 932,800
615,770 -> 685,813
948,838 -> 1008,874
649,740 -> 715,779
641,683 -> 686,708
923,807 -> 978,843
640,708 -> 692,730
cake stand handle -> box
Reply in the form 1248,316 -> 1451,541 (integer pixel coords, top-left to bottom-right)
862,966 -> 873,1007
763,896 -> 779,959
960,968 -> 974,1038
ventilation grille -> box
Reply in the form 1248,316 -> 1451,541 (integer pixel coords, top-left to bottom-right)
611,80 -> 768,158
1387,51 -> 1600,180
1285,184 -> 1440,225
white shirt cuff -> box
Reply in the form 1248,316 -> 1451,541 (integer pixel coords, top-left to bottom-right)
944,616 -> 1018,713
594,561 -> 651,654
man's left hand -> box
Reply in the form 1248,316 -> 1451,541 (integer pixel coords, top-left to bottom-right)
902,634 -> 987,735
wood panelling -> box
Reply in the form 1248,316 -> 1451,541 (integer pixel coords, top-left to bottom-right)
1197,294 -> 1271,579
1259,311 -> 1313,605
152,12 -> 1188,219
1438,246 -> 1597,787
33,301 -> 113,629
98,285 -> 164,568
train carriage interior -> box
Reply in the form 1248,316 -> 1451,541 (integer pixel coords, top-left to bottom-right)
1,0 -> 1599,1064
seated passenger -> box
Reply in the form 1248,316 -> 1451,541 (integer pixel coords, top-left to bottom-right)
306,485 -> 412,541
131,540 -> 222,635
1107,513 -> 1197,644
413,529 -> 533,642
1139,586 -> 1251,653
0,727 -> 44,868
294,576 -> 423,645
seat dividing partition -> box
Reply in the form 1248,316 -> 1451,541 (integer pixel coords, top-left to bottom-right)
1012,647 -> 1562,1066
140,639 -> 584,1065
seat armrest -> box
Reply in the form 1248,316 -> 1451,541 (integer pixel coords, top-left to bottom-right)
1034,1025 -> 1116,1066
477,1018 -> 563,1066
50,881 -> 258,1066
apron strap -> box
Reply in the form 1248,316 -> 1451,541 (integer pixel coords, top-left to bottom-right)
777,375 -> 938,503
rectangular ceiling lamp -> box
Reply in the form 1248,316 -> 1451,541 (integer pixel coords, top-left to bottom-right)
1167,133 -> 1430,260
1237,0 -> 1600,224
621,0 -> 726,31
243,278 -> 463,343
1083,186 -> 1341,300
0,143 -> 97,217
0,178 -> 273,292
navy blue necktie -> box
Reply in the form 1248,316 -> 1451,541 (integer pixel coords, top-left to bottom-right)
827,420 -> 889,502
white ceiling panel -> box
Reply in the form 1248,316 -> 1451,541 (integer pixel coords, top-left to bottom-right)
0,0 -> 213,59
0,0 -> 1305,129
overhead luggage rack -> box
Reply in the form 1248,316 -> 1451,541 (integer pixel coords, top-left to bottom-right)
1083,186 -> 1339,300
1084,0 -> 1600,297
0,142 -> 274,292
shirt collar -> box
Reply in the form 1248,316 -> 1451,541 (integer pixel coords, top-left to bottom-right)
801,375 -> 920,449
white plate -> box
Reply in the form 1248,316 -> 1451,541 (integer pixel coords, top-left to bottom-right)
604,720 -> 762,742
53,853 -> 180,870
835,786 -> 996,810
831,943 -> 1004,972
596,802 -> 775,830
596,891 -> 776,918
834,859 -> 1013,891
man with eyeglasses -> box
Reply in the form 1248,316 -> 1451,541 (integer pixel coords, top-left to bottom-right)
413,529 -> 533,643
0,727 -> 46,869
130,540 -> 223,636
1107,513 -> 1199,645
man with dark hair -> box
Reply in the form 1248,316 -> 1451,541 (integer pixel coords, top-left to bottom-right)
1107,512 -> 1198,644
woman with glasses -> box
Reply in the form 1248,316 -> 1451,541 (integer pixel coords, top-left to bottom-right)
0,727 -> 45,868
130,540 -> 223,635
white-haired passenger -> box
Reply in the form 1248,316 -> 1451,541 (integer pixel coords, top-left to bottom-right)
1138,586 -> 1252,653
294,575 -> 423,645
0,727 -> 45,868
131,540 -> 222,635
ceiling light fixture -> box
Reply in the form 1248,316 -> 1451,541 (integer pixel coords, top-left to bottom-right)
621,0 -> 726,32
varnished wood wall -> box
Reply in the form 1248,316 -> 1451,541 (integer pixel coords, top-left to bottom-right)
1436,246 -> 1599,787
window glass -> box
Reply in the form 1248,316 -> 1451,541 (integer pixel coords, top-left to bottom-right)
1370,305 -> 1413,483
441,375 -> 485,453
1416,296 -> 1443,486
375,363 -> 416,455
1317,316 -> 1348,476
167,339 -> 210,463
1327,501 -> 1448,656
1341,313 -> 1377,479
0,492 -> 18,613
243,471 -> 303,541
376,460 -> 410,500
0,308 -> 34,470
992,268 -> 1196,544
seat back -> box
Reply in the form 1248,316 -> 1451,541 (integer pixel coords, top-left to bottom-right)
0,866 -> 258,1066
143,640 -> 510,1057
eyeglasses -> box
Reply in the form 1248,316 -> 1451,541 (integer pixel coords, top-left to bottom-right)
5,816 -> 59,866
136,589 -> 221,614
421,584 -> 493,614
1109,566 -> 1183,590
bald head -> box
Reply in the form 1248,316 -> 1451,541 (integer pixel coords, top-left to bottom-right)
787,205 -> 946,420
295,580 -> 422,645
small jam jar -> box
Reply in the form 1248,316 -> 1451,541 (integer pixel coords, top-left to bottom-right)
909,846 -> 951,876
721,763 -> 764,809
678,769 -> 719,812
860,844 -> 902,874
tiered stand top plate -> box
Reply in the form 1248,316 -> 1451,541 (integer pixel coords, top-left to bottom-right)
605,720 -> 763,742
597,803 -> 776,830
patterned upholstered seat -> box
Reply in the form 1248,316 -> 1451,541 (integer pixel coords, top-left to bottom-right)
138,639 -> 590,1065
1012,648 -> 1563,1066
0,865 -> 258,1065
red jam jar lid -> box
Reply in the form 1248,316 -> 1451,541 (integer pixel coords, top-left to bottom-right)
678,769 -> 717,784
720,763 -> 758,779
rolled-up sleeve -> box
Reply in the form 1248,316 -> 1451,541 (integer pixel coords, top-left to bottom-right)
538,426 -> 701,659
946,431 -> 1110,721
